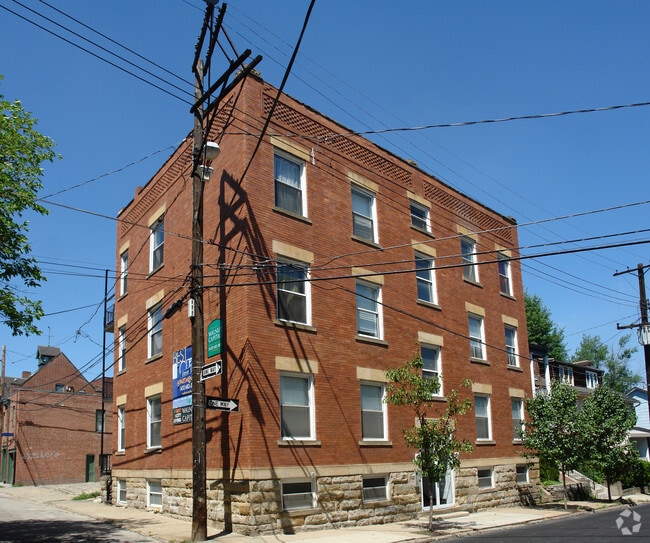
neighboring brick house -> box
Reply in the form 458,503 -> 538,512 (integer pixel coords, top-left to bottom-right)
111,74 -> 534,534
0,346 -> 112,485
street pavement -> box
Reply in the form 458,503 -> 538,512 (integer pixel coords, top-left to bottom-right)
1,482 -> 649,543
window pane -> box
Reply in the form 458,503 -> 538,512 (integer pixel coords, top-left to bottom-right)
362,411 -> 384,439
281,406 -> 310,438
280,376 -> 311,439
360,384 -> 383,410
461,238 -> 476,281
282,482 -> 313,510
361,384 -> 384,439
410,202 -> 428,230
352,188 -> 374,240
416,254 -> 434,303
277,262 -> 308,323
356,283 -> 379,337
363,477 -> 387,502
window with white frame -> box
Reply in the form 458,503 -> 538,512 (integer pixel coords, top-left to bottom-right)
95,409 -> 105,432
280,373 -> 314,440
474,394 -> 492,440
118,325 -> 127,372
415,252 -> 437,305
516,464 -> 529,484
117,405 -> 126,452
461,236 -> 478,282
360,383 -> 387,441
362,475 -> 389,502
351,185 -> 377,242
505,325 -> 518,367
119,249 -> 128,296
147,395 -> 162,449
147,479 -> 162,508
498,253 -> 512,296
511,398 -> 524,441
274,149 -> 306,216
586,370 -> 598,389
558,365 -> 574,385
277,259 -> 310,325
468,314 -> 486,360
421,344 -> 442,395
150,217 -> 164,272
477,468 -> 493,489
410,200 -> 430,232
356,280 -> 382,339
117,479 -> 127,504
281,480 -> 315,511
148,303 -> 163,358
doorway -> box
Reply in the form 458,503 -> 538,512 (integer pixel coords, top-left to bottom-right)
421,469 -> 454,510
85,454 -> 95,482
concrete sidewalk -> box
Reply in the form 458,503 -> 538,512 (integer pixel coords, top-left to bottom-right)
1,482 -> 648,542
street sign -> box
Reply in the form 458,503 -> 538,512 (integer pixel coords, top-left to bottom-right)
205,396 -> 239,412
200,359 -> 222,381
1,432 -> 14,437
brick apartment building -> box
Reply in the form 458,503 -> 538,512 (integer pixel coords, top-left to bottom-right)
0,347 -> 112,485
110,74 -> 535,534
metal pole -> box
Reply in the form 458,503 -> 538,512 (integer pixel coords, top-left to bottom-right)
100,269 -> 107,479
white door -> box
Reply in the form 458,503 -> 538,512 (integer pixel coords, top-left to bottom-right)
421,469 -> 454,509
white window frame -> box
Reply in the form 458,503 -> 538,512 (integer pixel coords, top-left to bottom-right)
118,325 -> 127,372
117,405 -> 126,452
505,325 -> 518,367
477,468 -> 494,489
95,409 -> 105,433
119,249 -> 128,296
150,217 -> 164,272
117,479 -> 127,504
360,382 -> 387,441
276,259 -> 311,325
362,475 -> 389,502
511,398 -> 524,442
468,314 -> 486,360
474,394 -> 492,441
410,200 -> 430,232
421,344 -> 442,396
498,253 -> 512,296
461,236 -> 478,282
351,185 -> 378,243
415,252 -> 437,305
147,395 -> 162,449
274,149 -> 307,216
586,370 -> 598,389
147,479 -> 163,509
279,373 -> 315,441
516,464 -> 529,484
148,303 -> 163,359
356,280 -> 382,339
281,479 -> 315,511
558,365 -> 574,385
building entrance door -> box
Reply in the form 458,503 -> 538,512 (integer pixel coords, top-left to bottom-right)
85,454 -> 95,482
421,469 -> 454,510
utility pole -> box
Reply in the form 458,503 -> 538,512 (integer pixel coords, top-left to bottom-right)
1,344 -> 6,483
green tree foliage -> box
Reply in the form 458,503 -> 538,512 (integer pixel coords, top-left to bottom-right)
572,334 -> 641,394
0,77 -> 59,335
385,351 -> 473,531
525,292 -> 568,361
521,381 -> 583,508
578,385 -> 638,500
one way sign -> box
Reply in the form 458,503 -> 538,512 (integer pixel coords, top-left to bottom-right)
205,396 -> 239,412
200,360 -> 222,381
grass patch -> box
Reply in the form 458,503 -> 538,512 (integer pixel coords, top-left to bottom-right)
73,491 -> 101,501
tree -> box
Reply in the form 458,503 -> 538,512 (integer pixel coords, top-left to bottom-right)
525,292 -> 568,361
385,351 -> 473,531
578,385 -> 638,501
521,381 -> 584,509
0,77 -> 59,335
572,334 -> 641,394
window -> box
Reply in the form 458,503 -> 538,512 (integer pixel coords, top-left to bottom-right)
150,217 -> 164,272
117,479 -> 127,504
277,259 -> 310,325
147,395 -> 162,449
477,468 -> 493,489
148,303 -> 163,358
516,465 -> 529,484
421,345 -> 442,395
360,383 -> 387,440
505,325 -> 518,367
281,480 -> 315,511
415,252 -> 437,305
586,370 -> 598,389
95,409 -> 105,432
558,365 -> 574,385
461,236 -> 478,282
118,325 -> 127,372
511,398 -> 524,441
117,405 -> 125,452
280,373 -> 314,440
468,315 -> 486,360
410,201 -> 430,232
119,250 -> 128,296
498,253 -> 512,296
363,476 -> 389,502
356,280 -> 382,339
147,479 -> 162,508
274,150 -> 306,216
474,394 -> 492,440
55,383 -> 64,393
351,185 -> 377,242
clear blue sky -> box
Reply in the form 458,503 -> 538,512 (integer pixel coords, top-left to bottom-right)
1,0 -> 649,383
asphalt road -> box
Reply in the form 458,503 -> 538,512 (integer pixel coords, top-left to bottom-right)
0,491 -> 161,543
448,502 -> 650,542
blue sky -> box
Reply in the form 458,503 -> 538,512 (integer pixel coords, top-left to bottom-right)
1,0 -> 649,382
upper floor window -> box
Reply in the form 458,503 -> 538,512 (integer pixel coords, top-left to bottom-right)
360,382 -> 387,441
95,409 -> 105,432
351,185 -> 377,243
410,200 -> 430,232
277,259 -> 310,325
498,253 -> 512,296
356,280 -> 382,339
150,218 -> 164,272
461,236 -> 478,282
511,398 -> 524,441
474,394 -> 492,441
118,325 -> 127,372
280,373 -> 314,440
421,344 -> 442,395
505,325 -> 518,367
468,314 -> 486,360
586,370 -> 598,389
117,405 -> 126,452
148,303 -> 163,358
120,249 -> 128,296
147,395 -> 162,449
558,365 -> 574,385
274,150 -> 306,216
415,252 -> 437,305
